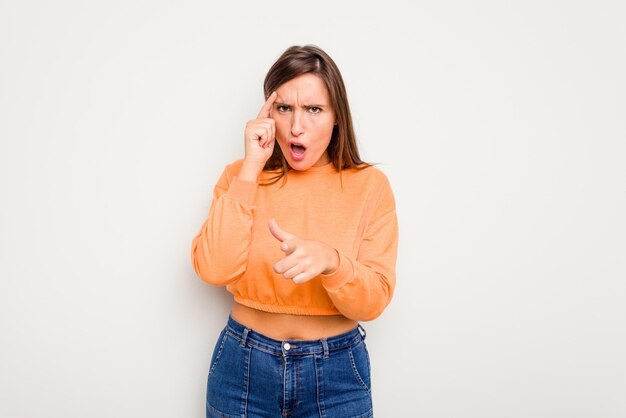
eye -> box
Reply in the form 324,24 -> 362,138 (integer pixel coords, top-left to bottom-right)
308,106 -> 321,114
277,105 -> 290,112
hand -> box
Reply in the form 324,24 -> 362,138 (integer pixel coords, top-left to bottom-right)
243,91 -> 278,167
269,218 -> 340,284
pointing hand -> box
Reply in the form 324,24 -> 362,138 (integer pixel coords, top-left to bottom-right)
268,218 -> 340,284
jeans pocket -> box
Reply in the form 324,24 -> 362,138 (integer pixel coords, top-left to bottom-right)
349,340 -> 372,393
319,345 -> 373,418
207,327 -> 227,379
206,332 -> 249,418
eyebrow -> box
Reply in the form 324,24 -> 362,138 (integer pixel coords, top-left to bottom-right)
275,102 -> 327,108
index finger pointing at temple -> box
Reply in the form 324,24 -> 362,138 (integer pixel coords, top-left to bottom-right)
257,91 -> 277,119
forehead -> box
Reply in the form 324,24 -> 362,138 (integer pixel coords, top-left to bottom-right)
276,73 -> 330,103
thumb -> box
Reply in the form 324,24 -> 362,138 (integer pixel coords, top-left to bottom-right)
268,218 -> 296,243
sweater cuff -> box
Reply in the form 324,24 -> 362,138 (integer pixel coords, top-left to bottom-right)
225,177 -> 258,206
321,252 -> 354,291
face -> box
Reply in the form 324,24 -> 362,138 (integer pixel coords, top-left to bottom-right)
271,73 -> 336,170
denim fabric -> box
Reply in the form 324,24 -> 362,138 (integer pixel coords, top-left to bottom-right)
206,315 -> 373,418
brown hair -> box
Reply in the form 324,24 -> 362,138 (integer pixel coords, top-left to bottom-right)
261,44 -> 371,185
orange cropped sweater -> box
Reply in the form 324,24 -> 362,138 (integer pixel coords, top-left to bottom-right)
190,159 -> 399,321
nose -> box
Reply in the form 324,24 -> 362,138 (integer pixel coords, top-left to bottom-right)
290,110 -> 304,137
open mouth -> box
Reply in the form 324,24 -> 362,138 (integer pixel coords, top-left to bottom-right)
289,143 -> 307,160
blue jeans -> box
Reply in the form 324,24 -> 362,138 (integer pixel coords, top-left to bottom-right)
206,315 -> 373,418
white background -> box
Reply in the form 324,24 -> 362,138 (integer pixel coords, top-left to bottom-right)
1,1 -> 625,417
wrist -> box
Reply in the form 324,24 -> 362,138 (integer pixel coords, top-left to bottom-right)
323,246 -> 340,275
238,159 -> 265,182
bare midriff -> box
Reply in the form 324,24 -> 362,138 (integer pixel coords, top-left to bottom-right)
231,302 -> 358,340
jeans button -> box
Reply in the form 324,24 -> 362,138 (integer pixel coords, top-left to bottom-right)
283,342 -> 291,350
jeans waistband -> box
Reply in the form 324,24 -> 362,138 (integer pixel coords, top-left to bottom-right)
225,315 -> 366,357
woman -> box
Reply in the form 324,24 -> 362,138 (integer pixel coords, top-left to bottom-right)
191,45 -> 398,418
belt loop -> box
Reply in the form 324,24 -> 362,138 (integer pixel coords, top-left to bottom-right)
358,324 -> 366,340
321,338 -> 329,359
240,328 -> 249,347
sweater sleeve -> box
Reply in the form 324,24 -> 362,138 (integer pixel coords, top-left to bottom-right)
320,174 -> 399,321
190,163 -> 258,286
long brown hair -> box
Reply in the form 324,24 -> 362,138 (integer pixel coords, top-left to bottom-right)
261,45 -> 371,185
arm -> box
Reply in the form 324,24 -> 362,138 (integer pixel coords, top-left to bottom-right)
191,92 -> 277,286
190,163 -> 258,286
320,176 -> 399,321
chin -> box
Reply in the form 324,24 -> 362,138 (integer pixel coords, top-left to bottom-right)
285,157 -> 314,171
